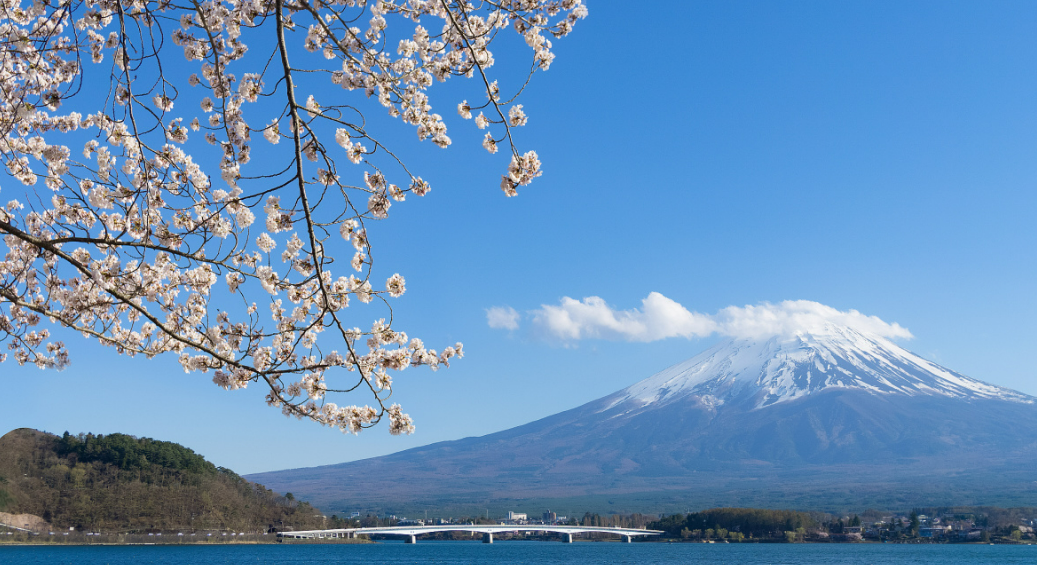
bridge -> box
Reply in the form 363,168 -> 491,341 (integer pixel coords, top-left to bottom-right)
279,524 -> 663,544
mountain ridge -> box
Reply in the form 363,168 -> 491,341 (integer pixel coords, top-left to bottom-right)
247,325 -> 1037,514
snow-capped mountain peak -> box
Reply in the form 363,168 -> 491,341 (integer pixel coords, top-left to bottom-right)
606,323 -> 1031,411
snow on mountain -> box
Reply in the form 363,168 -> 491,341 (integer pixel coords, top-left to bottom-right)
606,323 -> 1032,412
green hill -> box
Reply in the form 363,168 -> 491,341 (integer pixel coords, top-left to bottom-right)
0,428 -> 329,533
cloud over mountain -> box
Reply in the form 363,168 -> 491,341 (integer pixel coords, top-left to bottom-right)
494,295 -> 913,343
712,300 -> 913,341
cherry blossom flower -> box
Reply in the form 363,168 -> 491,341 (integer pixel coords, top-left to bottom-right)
483,133 -> 498,154
386,274 -> 406,298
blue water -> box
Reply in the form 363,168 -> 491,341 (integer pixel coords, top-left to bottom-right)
1,541 -> 1035,564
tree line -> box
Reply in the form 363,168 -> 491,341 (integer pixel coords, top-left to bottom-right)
55,432 -> 218,478
651,508 -> 819,541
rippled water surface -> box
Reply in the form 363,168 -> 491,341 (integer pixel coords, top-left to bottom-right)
2,541 -> 1036,564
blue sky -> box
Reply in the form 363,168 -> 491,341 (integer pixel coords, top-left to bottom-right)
3,1 -> 1035,475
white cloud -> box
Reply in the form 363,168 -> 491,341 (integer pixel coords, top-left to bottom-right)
522,294 -> 912,343
485,306 -> 520,330
713,300 -> 912,340
529,293 -> 716,342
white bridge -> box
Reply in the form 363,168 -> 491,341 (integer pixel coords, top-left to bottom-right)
279,524 -> 663,544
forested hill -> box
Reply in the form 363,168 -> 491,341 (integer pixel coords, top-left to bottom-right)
0,428 -> 328,533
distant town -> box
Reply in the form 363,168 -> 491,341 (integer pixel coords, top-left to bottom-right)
311,507 -> 1037,544
376,510 -> 571,528
645,507 -> 1037,543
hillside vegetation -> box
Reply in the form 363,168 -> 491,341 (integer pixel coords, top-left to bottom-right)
651,508 -> 819,541
0,428 -> 327,533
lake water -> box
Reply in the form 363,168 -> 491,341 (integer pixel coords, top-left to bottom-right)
1,541 -> 1035,564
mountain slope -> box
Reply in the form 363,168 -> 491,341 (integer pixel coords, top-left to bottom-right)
248,326 -> 1037,513
0,428 -> 328,532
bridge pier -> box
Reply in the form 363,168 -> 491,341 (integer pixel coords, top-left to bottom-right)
563,533 -> 573,543
482,532 -> 494,544
405,534 -> 416,544
623,535 -> 632,543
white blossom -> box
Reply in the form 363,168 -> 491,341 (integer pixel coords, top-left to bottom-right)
256,233 -> 277,253
482,133 -> 498,154
386,274 -> 405,297
335,128 -> 351,148
368,193 -> 390,219
264,122 -> 281,144
508,104 -> 528,127
458,100 -> 472,119
153,94 -> 174,111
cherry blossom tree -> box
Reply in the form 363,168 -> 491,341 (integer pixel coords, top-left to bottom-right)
0,0 -> 587,434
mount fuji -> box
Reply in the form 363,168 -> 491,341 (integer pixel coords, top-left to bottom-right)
248,324 -> 1037,513
610,324 -> 1030,410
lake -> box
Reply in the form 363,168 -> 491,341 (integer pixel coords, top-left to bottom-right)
1,541 -> 1035,564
